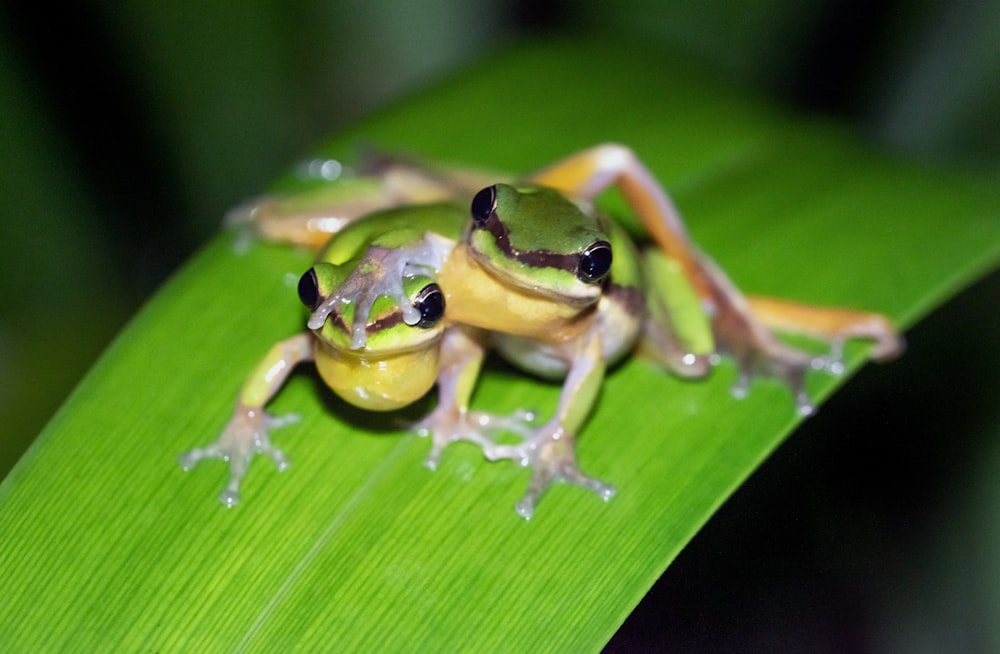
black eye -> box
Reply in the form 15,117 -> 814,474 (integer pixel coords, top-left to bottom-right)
576,240 -> 612,283
298,268 -> 320,309
412,283 -> 445,328
470,185 -> 497,227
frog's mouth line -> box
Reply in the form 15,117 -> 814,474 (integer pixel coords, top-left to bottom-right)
318,306 -> 440,352
469,247 -> 602,308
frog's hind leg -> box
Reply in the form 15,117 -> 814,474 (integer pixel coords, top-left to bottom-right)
638,249 -> 715,379
529,143 -> 903,412
228,176 -> 398,251
232,151 -> 504,251
746,296 -> 903,364
526,143 -> 709,296
705,252 -> 904,414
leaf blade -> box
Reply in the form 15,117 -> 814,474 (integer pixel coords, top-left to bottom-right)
2,39 -> 999,652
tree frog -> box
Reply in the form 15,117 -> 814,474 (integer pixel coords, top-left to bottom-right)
182,144 -> 903,517
180,203 -> 463,506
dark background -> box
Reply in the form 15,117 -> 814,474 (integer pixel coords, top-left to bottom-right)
2,1 -> 998,651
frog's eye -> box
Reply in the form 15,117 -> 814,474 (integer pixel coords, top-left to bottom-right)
576,240 -> 613,283
298,268 -> 321,310
412,283 -> 445,329
471,185 -> 497,227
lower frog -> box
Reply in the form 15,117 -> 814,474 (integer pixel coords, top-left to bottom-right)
180,203 -> 461,506
183,144 -> 903,516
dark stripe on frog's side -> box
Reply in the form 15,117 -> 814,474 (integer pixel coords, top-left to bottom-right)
605,280 -> 644,316
477,213 -> 587,274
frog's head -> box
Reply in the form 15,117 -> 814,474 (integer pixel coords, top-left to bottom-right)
465,183 -> 612,305
298,262 -> 445,351
296,262 -> 446,411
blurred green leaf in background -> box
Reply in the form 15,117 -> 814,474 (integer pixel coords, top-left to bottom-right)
1,1 -> 998,650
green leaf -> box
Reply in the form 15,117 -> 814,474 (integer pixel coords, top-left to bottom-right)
2,40 -> 999,651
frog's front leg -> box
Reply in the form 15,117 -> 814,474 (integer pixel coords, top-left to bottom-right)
410,327 -> 531,466
180,333 -> 313,505
484,332 -> 616,519
529,143 -> 903,409
412,326 -> 487,465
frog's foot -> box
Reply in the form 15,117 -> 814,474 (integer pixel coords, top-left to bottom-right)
484,427 -> 616,519
179,404 -> 298,506
722,304 -> 902,416
411,406 -> 537,470
725,338 -> 832,417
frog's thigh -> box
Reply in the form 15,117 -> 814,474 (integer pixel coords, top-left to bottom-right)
526,143 -> 637,198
